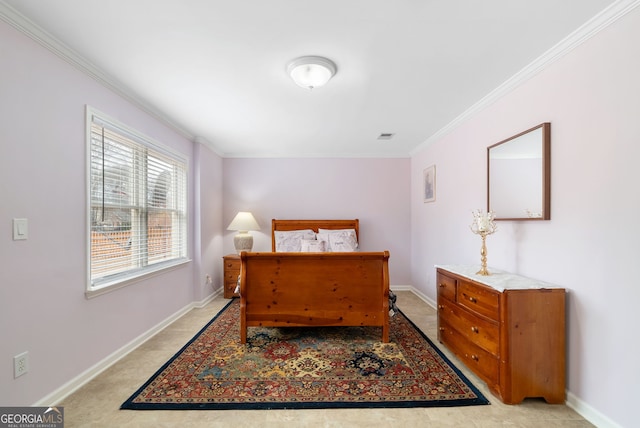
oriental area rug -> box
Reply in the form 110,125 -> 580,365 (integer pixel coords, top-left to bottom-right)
121,299 -> 489,410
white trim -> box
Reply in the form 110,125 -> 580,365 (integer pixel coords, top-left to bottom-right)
85,106 -> 190,297
406,285 -> 437,309
410,0 -> 640,156
33,285 -> 615,428
86,105 -> 189,164
5,0 -> 638,160
566,391 -> 624,428
408,281 -> 614,428
33,289 -> 221,407
390,285 -> 437,309
389,284 -> 412,292
0,1 -> 196,144
85,258 -> 192,299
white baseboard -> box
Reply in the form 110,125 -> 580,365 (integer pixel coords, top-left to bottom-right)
566,391 -> 623,428
34,286 -> 618,428
401,286 -> 617,428
390,285 -> 436,309
390,284 -> 412,291
34,289 -> 221,406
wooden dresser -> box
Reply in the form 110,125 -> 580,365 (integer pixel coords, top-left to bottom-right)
222,254 -> 240,298
436,265 -> 565,404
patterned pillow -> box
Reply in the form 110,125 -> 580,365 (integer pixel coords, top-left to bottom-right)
274,229 -> 316,252
316,233 -> 330,251
300,239 -> 326,252
317,229 -> 358,252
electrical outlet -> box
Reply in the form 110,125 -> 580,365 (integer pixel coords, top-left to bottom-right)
205,274 -> 212,284
14,351 -> 29,378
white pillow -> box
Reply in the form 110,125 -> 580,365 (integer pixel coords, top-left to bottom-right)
317,229 -> 358,252
316,233 -> 330,251
300,239 -> 326,252
274,229 -> 316,252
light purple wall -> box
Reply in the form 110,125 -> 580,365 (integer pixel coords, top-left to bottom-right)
0,20 -> 224,405
0,12 -> 409,406
411,7 -> 640,428
223,158 -> 411,285
3,3 -> 637,425
193,143 -> 225,300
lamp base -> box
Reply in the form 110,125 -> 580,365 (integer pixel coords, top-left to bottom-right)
476,233 -> 491,276
476,266 -> 491,276
234,231 -> 253,254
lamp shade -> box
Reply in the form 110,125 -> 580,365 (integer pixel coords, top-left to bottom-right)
227,212 -> 260,232
287,56 -> 337,89
227,212 -> 260,254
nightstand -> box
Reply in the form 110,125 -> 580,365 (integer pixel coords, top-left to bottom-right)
222,254 -> 240,298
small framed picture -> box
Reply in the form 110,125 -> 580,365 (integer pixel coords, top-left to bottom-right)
423,165 -> 436,203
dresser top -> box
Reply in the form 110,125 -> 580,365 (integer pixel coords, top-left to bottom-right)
436,265 -> 562,293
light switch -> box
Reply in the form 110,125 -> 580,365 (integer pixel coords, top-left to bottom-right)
13,218 -> 28,240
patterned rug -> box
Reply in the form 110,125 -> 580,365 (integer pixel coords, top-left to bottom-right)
121,299 -> 489,410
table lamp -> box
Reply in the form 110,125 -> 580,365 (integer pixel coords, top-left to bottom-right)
227,212 -> 260,254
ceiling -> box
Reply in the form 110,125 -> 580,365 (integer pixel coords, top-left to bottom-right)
2,0 -> 617,157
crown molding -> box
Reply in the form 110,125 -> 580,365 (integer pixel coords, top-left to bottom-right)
2,1 -> 637,159
410,0 -> 640,156
0,1 -> 196,144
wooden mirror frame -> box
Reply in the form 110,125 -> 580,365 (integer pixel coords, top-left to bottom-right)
487,122 -> 550,220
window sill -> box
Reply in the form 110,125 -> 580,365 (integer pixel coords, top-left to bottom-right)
85,258 -> 192,299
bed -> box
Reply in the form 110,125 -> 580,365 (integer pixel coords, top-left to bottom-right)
238,219 -> 390,343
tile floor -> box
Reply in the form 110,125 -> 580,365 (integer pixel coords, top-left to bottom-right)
59,291 -> 594,427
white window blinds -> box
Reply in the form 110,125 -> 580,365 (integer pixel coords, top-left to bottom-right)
87,108 -> 187,292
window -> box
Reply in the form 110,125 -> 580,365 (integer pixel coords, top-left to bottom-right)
86,107 -> 188,296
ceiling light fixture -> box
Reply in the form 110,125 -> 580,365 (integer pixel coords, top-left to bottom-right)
287,56 -> 337,90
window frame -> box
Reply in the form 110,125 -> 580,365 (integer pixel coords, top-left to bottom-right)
85,106 -> 190,298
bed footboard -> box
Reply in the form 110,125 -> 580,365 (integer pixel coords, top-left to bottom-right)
239,251 -> 390,343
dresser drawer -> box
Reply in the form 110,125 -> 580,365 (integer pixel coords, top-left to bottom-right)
225,260 -> 240,272
439,299 -> 499,356
225,279 -> 239,296
437,271 -> 457,302
225,269 -> 240,282
223,255 -> 241,298
457,280 -> 500,321
439,320 -> 499,387
436,266 -> 566,404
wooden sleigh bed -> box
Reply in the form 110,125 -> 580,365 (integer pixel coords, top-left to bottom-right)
239,219 -> 390,343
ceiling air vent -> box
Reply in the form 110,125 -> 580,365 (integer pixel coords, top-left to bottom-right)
377,133 -> 395,140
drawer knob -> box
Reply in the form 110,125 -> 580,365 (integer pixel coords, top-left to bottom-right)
439,327 -> 445,332
469,296 -> 477,303
439,283 -> 446,288
471,354 -> 479,361
438,305 -> 444,310
471,326 -> 479,333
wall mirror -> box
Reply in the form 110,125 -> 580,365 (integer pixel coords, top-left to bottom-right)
487,122 -> 550,220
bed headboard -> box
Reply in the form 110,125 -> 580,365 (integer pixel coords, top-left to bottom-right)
271,219 -> 359,251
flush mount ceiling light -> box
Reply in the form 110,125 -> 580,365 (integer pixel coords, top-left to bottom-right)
287,56 -> 337,89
